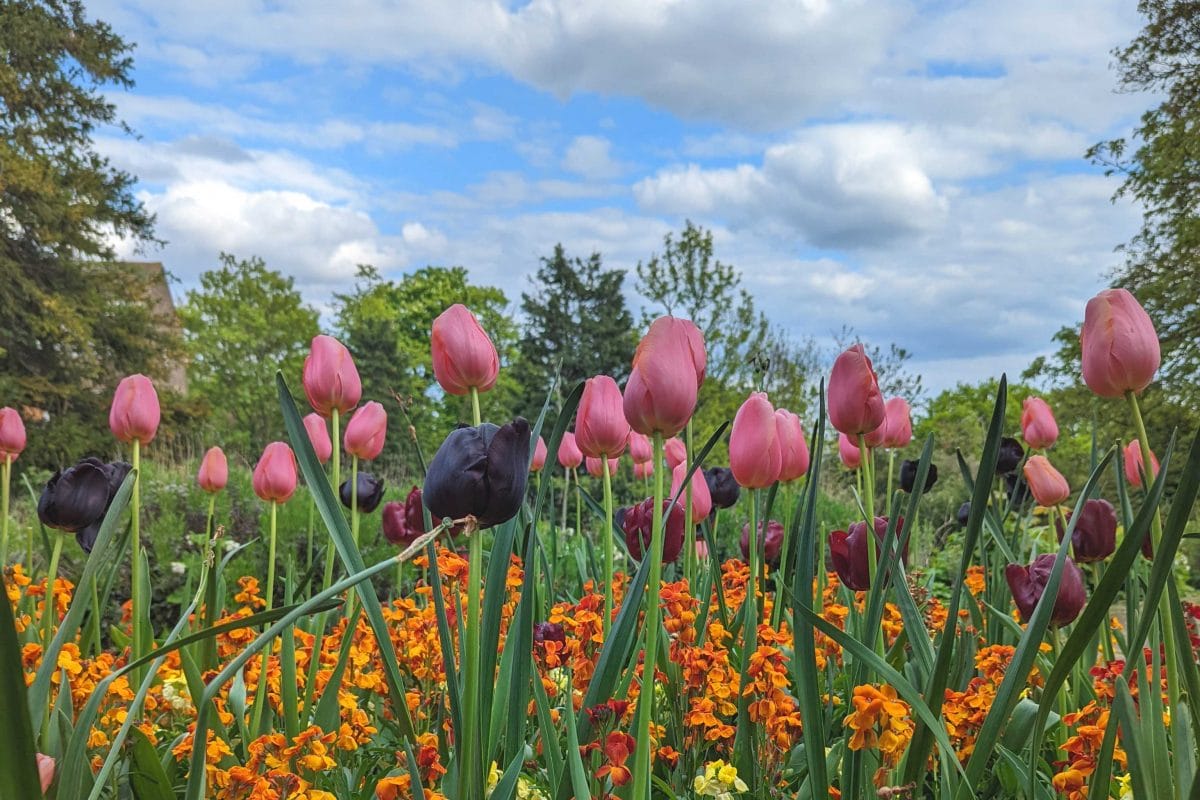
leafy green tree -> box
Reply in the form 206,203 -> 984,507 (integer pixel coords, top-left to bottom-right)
0,0 -> 174,467
179,254 -> 320,451
513,244 -> 635,420
1087,0 -> 1200,409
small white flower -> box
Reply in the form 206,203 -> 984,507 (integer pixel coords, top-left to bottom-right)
170,562 -> 187,576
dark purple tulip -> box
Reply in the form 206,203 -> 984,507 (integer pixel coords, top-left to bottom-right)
621,497 -> 685,564
74,460 -> 134,552
533,621 -> 566,647
828,516 -> 907,591
424,418 -> 530,529
1055,498 -> 1118,563
899,460 -> 938,493
340,471 -> 386,513
704,467 -> 740,510
956,501 -> 972,528
739,519 -> 785,568
997,437 -> 1025,475
38,457 -> 110,535
1005,472 -> 1031,508
1005,553 -> 1086,626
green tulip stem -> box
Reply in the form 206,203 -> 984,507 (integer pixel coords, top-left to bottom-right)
631,432 -> 666,800
322,409 -> 341,594
41,533 -> 64,647
684,420 -> 696,590
886,448 -> 895,512
601,453 -> 615,636
1092,562 -> 1115,663
574,468 -> 582,543
858,434 -> 878,587
347,455 -> 360,620
462,385 -> 484,796
266,500 -> 278,612
131,438 -> 148,676
469,386 -> 482,428
305,497 -> 315,576
1048,623 -> 1068,748
249,499 -> 279,739
0,454 -> 10,566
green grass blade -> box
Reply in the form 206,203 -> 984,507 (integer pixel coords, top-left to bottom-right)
127,727 -> 175,800
0,577 -> 41,799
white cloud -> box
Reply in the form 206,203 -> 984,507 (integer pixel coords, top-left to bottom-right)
561,135 -> 624,180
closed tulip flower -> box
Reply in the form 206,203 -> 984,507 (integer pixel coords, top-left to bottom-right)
703,467 -> 740,509
37,459 -> 110,532
1005,553 -> 1086,626
109,374 -> 161,445
431,304 -> 499,396
956,502 -> 972,528
577,376 -> 630,458
557,431 -> 584,469
671,462 -> 712,521
899,459 -> 938,493
740,519 -> 785,567
664,437 -> 688,469
344,401 -> 387,460
424,418 -> 530,528
867,396 -> 912,449
996,437 -> 1025,475
828,344 -> 885,437
197,446 -> 228,493
621,497 -> 685,564
586,455 -> 620,479
1023,455 -> 1070,507
775,409 -> 810,482
629,432 -> 653,464
0,407 -> 26,460
76,460 -> 132,552
302,335 -> 362,418
730,392 -> 781,489
838,433 -> 862,469
623,316 -> 705,437
1123,439 -> 1160,488
253,442 -> 298,504
340,472 -> 386,513
633,460 -> 654,480
382,486 -> 433,547
829,516 -> 906,591
1080,288 -> 1160,398
303,413 -> 333,464
1056,498 -> 1118,563
531,436 -> 547,471
37,753 -> 55,793
1020,397 -> 1059,450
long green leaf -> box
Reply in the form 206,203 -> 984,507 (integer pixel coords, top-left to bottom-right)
0,578 -> 41,799
127,727 -> 175,800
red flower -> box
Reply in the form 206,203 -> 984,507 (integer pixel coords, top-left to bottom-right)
595,731 -> 636,787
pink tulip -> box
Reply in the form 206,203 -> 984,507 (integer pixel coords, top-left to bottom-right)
671,461 -> 712,521
1080,289 -> 1160,398
664,437 -> 688,469
576,376 -> 630,458
629,432 -> 653,464
1023,455 -> 1070,507
253,442 -> 298,504
623,316 -> 705,437
1123,440 -> 1160,488
344,401 -> 387,460
695,538 -> 709,560
558,431 -> 584,469
431,304 -> 499,396
775,409 -> 810,482
109,374 -> 161,445
585,455 -> 619,479
828,344 -> 885,437
0,407 -> 26,461
838,433 -> 861,469
867,397 -> 912,449
302,335 -> 362,418
730,392 -> 781,489
303,413 -> 333,464
37,753 -> 55,792
197,446 -> 228,493
531,436 -> 547,471
633,460 -> 654,479
1020,397 -> 1059,450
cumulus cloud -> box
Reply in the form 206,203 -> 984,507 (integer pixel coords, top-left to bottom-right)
561,135 -> 625,180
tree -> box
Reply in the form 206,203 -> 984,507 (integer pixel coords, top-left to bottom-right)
1087,0 -> 1200,409
0,1 -> 172,467
513,244 -> 635,420
179,254 -> 320,451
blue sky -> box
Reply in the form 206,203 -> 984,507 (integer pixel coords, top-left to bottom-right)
93,0 -> 1149,395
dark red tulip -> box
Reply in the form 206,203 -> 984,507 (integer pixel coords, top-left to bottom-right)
1055,498 -> 1118,563
621,497 -> 685,564
1005,553 -> 1086,626
740,519 -> 785,567
828,516 -> 906,591
533,621 -> 566,647
382,486 -> 433,547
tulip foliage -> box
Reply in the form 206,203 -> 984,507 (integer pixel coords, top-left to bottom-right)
2,290 -> 1200,800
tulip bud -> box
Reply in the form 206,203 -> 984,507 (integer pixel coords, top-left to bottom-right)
996,436 -> 1025,475
629,432 -> 653,464
340,471 -> 386,513
302,335 -> 362,418
1056,498 -> 1118,563
867,397 -> 912,449
899,459 -> 937,493
703,467 -> 740,509
382,486 -> 433,547
75,460 -> 132,552
531,436 -> 547,471
1080,288 -> 1160,398
533,621 -> 567,647
775,409 -> 810,482
828,344 -> 885,437
1022,455 -> 1070,507
828,516 -> 906,591
585,455 -> 619,479
838,433 -> 862,469
695,537 -> 710,560
0,407 -> 27,461
1005,553 -> 1086,626
38,459 -> 110,533
633,460 -> 654,480
671,462 -> 712,521
109,374 -> 161,445
621,497 -> 685,564
576,376 -> 630,458
664,437 -> 688,470
730,392 -> 781,489
253,442 -> 298,504
344,401 -> 387,460
303,413 -> 332,464
1123,439 -> 1160,488
197,446 -> 228,493
1020,397 -> 1058,450
37,753 -> 55,793
557,431 -> 584,469
623,316 -> 705,437
431,304 -> 499,396
740,519 -> 785,567
956,501 -> 971,528
424,418 -> 530,528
